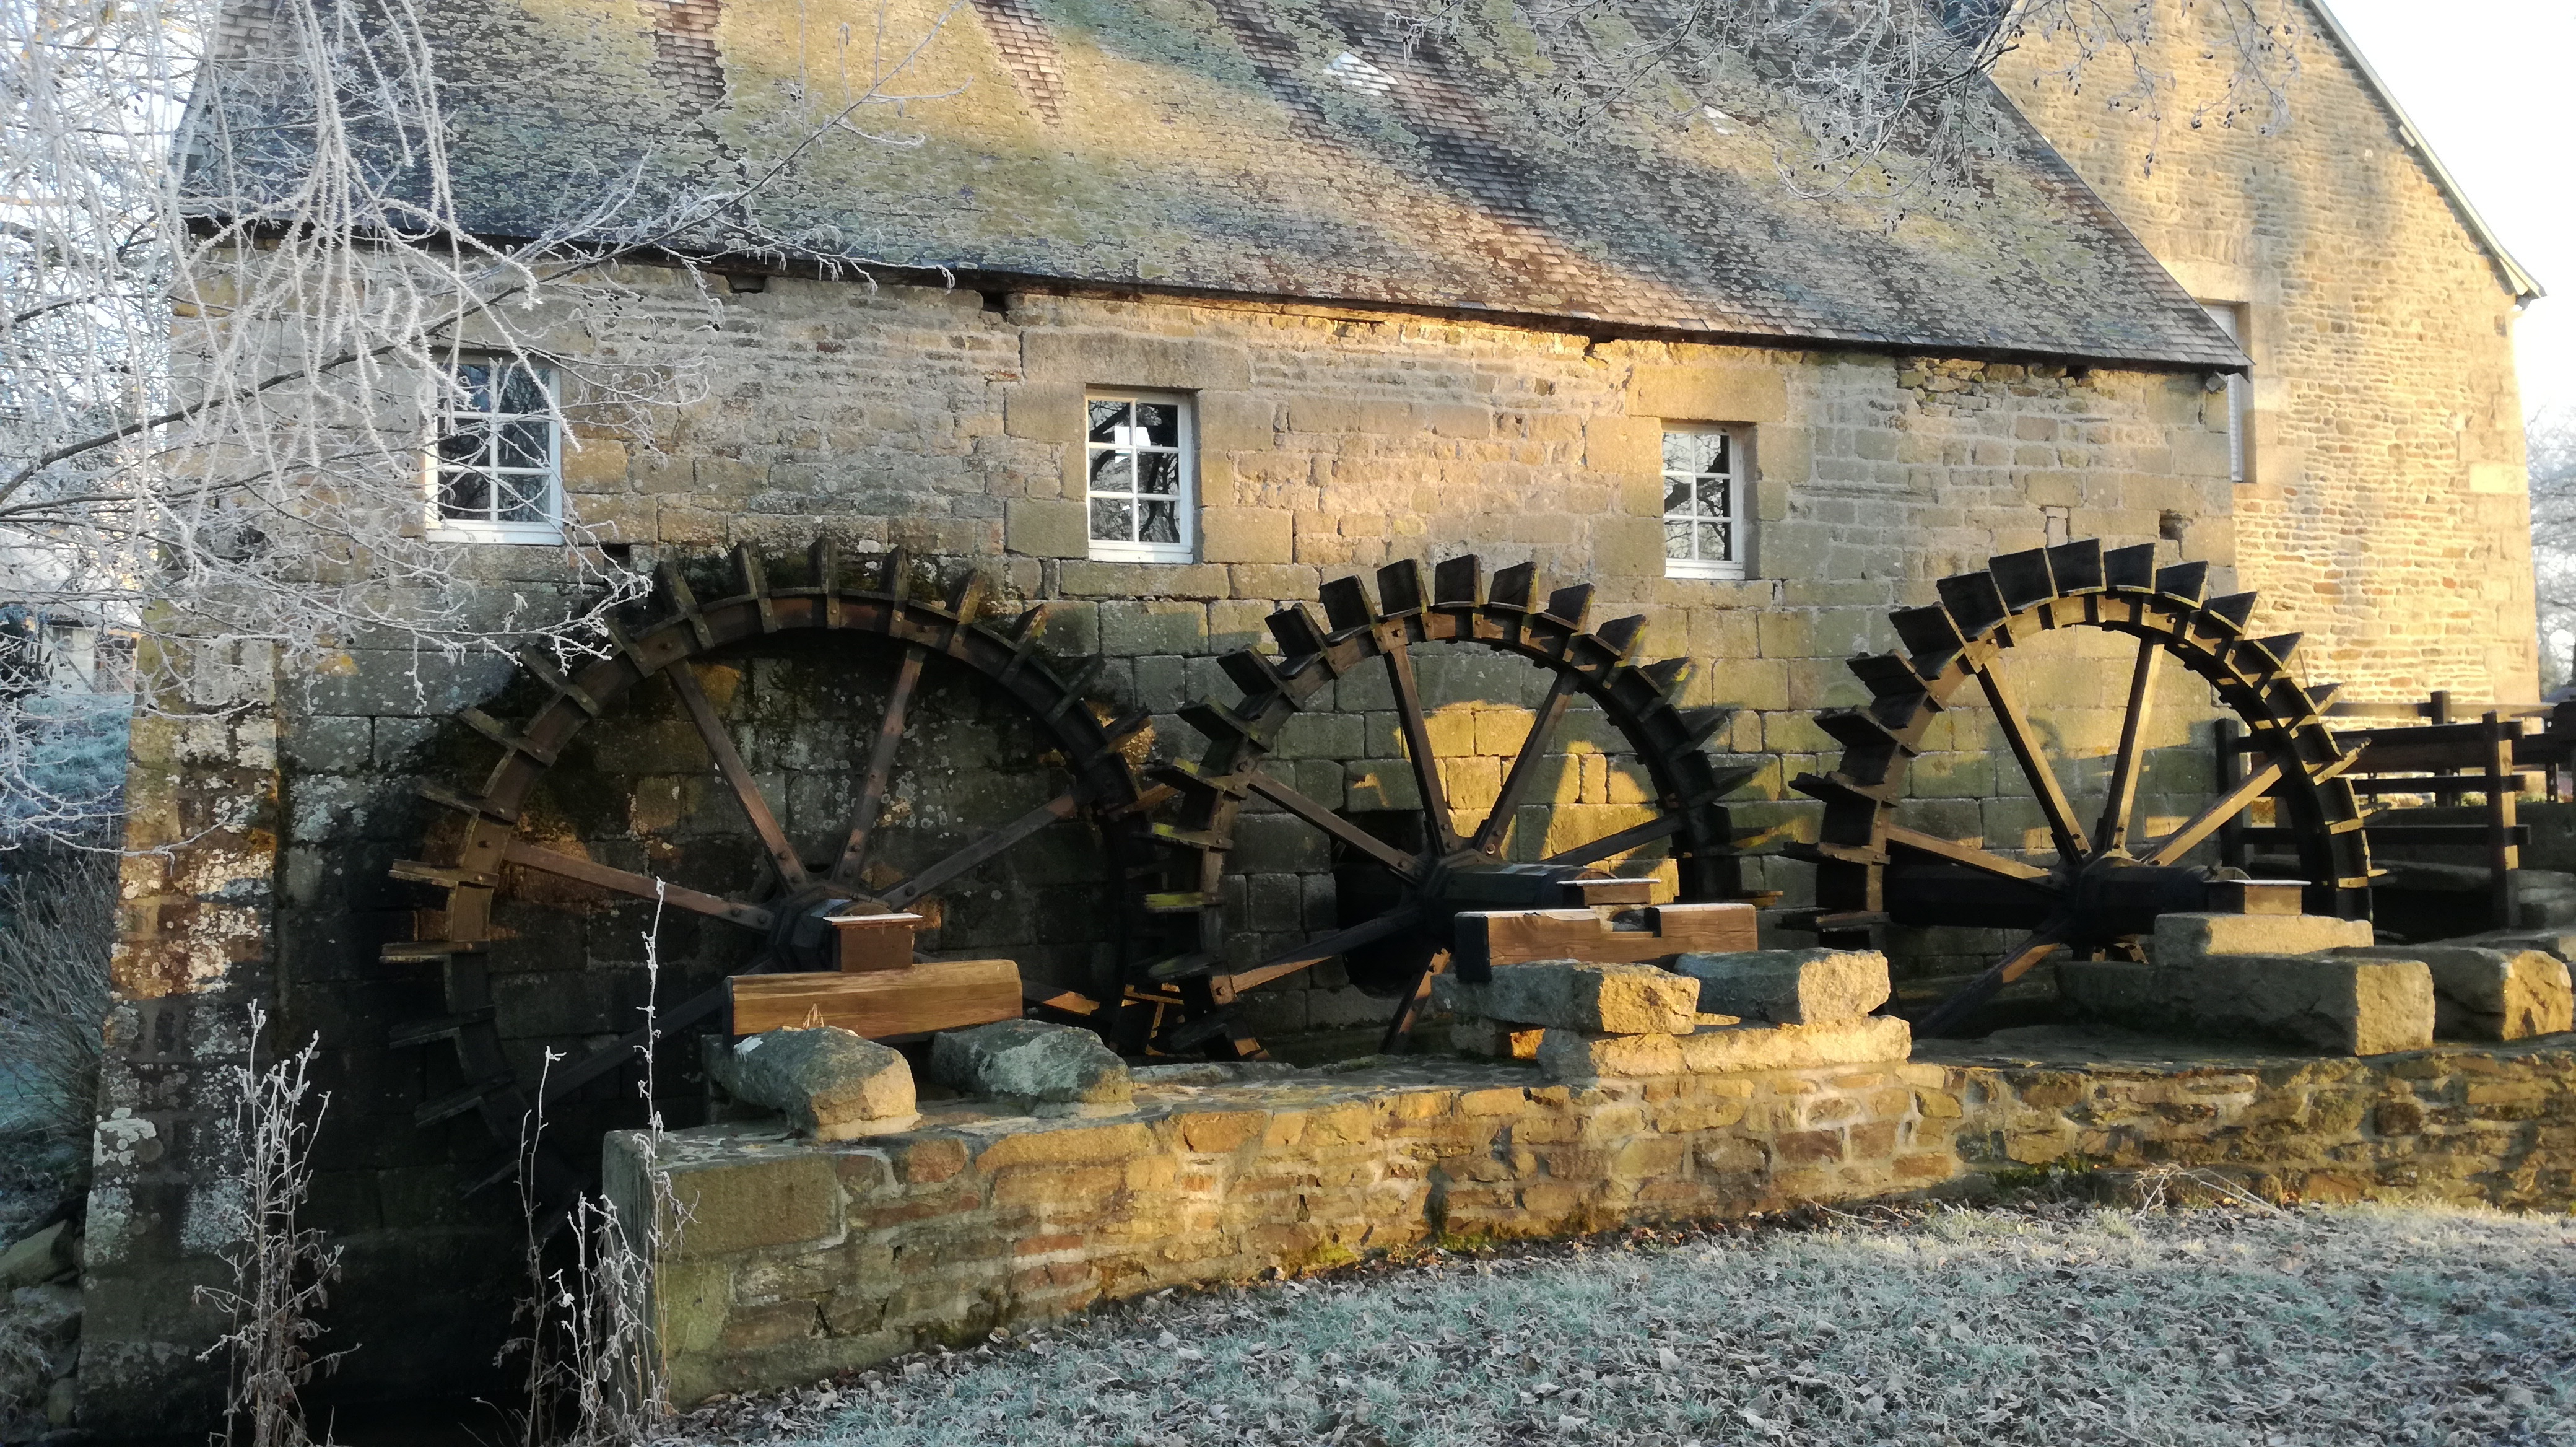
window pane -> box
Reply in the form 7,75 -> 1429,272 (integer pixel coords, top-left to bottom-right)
1089,450 -> 1135,494
1139,500 -> 1179,544
1136,452 -> 1180,496
1663,478 -> 1692,516
438,423 -> 490,468
1698,522 -> 1731,561
1666,431 -> 1723,474
497,364 -> 547,415
1136,403 -> 1180,448
497,420 -> 550,470
1090,497 -> 1133,542
498,474 -> 550,523
1698,476 -> 1731,519
1664,520 -> 1694,560
440,469 -> 494,518
1088,400 -> 1128,445
455,364 -> 492,412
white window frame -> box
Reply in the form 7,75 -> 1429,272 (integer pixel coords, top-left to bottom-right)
1661,424 -> 1747,581
426,354 -> 565,544
2200,300 -> 2250,485
1084,388 -> 1196,564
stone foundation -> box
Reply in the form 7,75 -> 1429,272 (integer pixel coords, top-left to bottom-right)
615,1029 -> 2576,1404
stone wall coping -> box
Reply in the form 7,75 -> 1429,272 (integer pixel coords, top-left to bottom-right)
1917,1023 -> 2576,1078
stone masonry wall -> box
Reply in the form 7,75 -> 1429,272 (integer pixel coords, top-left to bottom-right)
97,273 -> 2253,1414
617,1035 -> 2576,1405
612,1055 -> 1956,1405
1998,2 -> 2540,703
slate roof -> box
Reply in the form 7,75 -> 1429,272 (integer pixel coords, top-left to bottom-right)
212,0 -> 2252,370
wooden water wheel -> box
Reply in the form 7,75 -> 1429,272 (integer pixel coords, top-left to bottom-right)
1141,557 -> 1759,1056
385,541 -> 1190,1215
1790,537 -> 2372,1036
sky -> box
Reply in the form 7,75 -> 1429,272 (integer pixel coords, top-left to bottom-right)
2323,1 -> 2575,422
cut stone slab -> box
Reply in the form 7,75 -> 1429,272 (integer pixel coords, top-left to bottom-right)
1674,1015 -> 1913,1075
929,1018 -> 1132,1115
1482,960 -> 1697,1035
0,1222 -> 72,1289
711,1026 -> 917,1141
1536,1028 -> 1684,1082
2334,946 -> 2575,1041
2452,927 -> 2576,964
1539,1015 -> 1910,1082
2149,912 -> 2374,969
2063,953 -> 2433,1056
1671,948 -> 1890,1025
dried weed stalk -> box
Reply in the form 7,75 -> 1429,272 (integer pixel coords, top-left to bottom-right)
507,886 -> 687,1447
193,1003 -> 344,1447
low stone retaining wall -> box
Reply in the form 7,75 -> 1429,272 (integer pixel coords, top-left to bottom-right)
1940,1027 -> 2576,1207
613,1031 -> 2576,1404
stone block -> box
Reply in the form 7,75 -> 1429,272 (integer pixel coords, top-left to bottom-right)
1006,497 -> 1088,559
712,1027 -> 918,1140
0,1222 -> 74,1288
1482,960 -> 1698,1035
1671,948 -> 1889,1025
2064,953 -> 2434,1056
1536,1029 -> 1684,1082
1627,365 -> 1788,424
1020,330 -> 1253,391
2149,912 -> 2374,969
2334,946 -> 2574,1041
1673,1016 -> 1912,1075
1200,507 -> 1294,564
929,1019 -> 1133,1116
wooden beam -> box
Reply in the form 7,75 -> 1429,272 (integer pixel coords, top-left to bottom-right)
1451,901 -> 1757,982
728,958 -> 1022,1038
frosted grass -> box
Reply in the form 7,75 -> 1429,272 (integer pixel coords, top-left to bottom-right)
685,1204 -> 2576,1447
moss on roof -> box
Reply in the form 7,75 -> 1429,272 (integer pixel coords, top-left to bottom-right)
286,0 -> 2250,368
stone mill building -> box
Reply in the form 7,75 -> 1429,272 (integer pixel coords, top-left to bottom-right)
84,0 -> 2541,1427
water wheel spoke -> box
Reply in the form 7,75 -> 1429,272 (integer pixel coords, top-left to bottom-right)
1975,654 -> 2089,865
877,790 -> 1080,911
1916,919 -> 2073,1039
1883,824 -> 2056,885
1472,670 -> 1577,856
2093,636 -> 2162,857
536,981 -> 732,1108
1246,771 -> 1421,881
501,839 -> 774,930
1380,637 -> 1460,854
1542,811 -> 1682,869
665,662 -> 808,888
833,644 -> 926,888
1222,906 -> 1425,995
2141,760 -> 2284,867
1380,955 -> 1448,1054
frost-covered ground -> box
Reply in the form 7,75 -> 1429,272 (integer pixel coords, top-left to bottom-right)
678,1202 -> 2576,1447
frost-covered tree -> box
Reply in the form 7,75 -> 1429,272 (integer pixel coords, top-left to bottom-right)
2527,411 -> 2576,691
0,0 -> 957,846
1403,0 -> 2302,202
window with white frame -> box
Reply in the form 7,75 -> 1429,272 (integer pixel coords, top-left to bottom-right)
2200,300 -> 2250,484
429,356 -> 562,541
1661,426 -> 1746,580
1085,390 -> 1194,562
